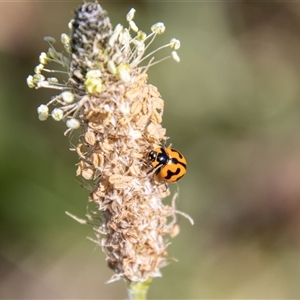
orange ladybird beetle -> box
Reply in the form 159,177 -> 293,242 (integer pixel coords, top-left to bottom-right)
148,147 -> 187,182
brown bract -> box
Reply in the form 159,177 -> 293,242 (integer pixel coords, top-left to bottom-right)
75,71 -> 180,282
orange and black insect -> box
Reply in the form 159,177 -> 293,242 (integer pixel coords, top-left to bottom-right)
148,147 -> 187,182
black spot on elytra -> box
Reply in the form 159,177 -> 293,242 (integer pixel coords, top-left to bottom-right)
164,167 -> 181,180
171,158 -> 187,169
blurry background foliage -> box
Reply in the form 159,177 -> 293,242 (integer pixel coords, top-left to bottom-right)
1,1 -> 300,299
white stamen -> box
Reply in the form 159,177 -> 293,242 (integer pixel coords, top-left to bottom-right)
61,91 -> 75,103
171,51 -> 180,62
151,22 -> 165,34
51,108 -> 64,121
126,8 -> 136,22
66,118 -> 80,129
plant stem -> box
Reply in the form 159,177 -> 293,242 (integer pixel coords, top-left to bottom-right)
127,279 -> 153,300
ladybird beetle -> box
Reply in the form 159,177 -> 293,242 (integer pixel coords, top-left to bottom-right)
148,147 -> 187,182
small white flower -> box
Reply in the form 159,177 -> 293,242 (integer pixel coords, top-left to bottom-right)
37,104 -> 49,115
37,80 -> 49,88
66,118 -> 80,129
37,105 -> 49,121
39,52 -> 48,64
33,74 -> 45,82
170,38 -> 180,50
47,77 -> 59,84
171,51 -> 180,62
51,108 -> 64,121
33,74 -> 49,89
84,77 -> 103,94
126,8 -> 136,22
61,33 -> 70,45
34,64 -> 44,74
38,113 -> 49,121
32,74 -> 45,86
61,91 -> 75,103
26,75 -> 35,88
151,22 -> 165,34
86,69 -> 102,78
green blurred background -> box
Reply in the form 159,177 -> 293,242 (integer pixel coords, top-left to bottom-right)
2,1 -> 300,299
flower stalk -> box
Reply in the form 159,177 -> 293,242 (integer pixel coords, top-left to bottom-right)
127,279 -> 153,300
27,1 -> 192,295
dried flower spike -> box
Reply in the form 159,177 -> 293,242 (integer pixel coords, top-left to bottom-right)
27,1 -> 192,292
